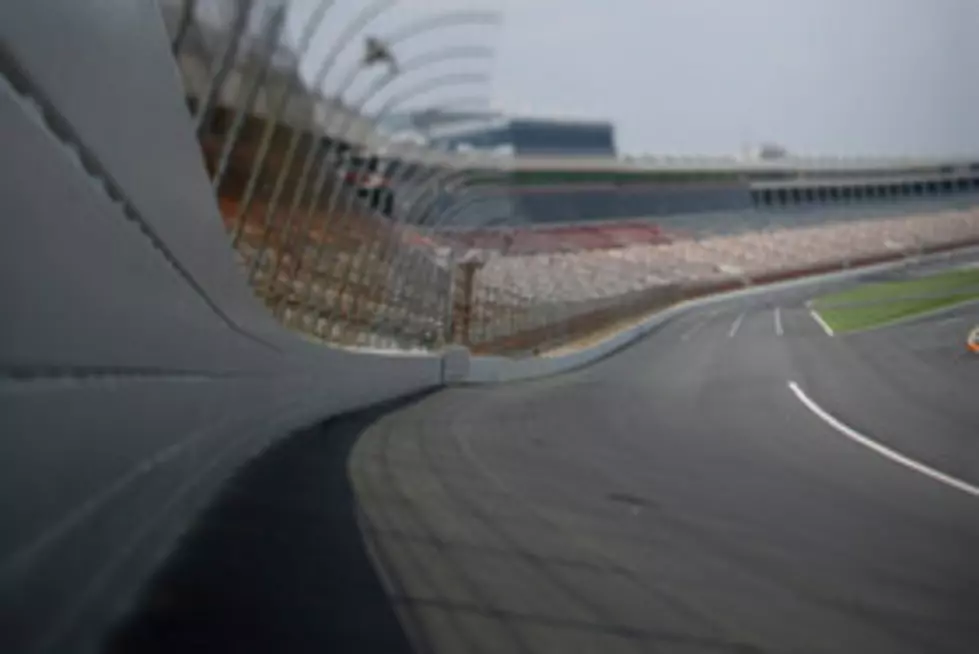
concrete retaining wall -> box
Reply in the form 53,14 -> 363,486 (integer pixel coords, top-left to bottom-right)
0,4 -> 464,652
465,243 -> 979,383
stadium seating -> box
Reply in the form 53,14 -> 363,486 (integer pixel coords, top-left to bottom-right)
475,208 -> 979,306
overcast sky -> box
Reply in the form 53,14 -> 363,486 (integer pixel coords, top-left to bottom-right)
283,0 -> 979,157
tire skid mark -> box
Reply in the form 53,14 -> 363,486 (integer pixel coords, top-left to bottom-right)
369,410 -> 532,654
441,396 -> 765,654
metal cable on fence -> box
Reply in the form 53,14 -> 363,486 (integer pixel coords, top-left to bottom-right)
360,164 -> 508,309
202,5 -> 287,195
190,0 -> 256,137
343,157 -> 492,343
295,72 -> 493,338
169,0 -> 198,56
228,0 -> 393,250
248,13 -> 498,339
364,167 -> 510,342
166,0 -> 512,347
236,0 -> 405,329
394,183 -> 516,348
378,202 -> 506,345
277,10 -> 499,296
262,96 -> 490,305
247,48 -> 496,294
210,0 -> 334,254
290,98 -> 498,343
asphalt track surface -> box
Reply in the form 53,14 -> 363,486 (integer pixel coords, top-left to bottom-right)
111,268 -> 979,654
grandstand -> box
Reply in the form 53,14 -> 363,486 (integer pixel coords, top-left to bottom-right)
477,209 -> 979,301
159,0 -> 979,353
162,0 -> 979,241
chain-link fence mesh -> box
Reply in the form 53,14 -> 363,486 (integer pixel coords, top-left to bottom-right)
161,0 -> 979,356
163,0 -> 505,350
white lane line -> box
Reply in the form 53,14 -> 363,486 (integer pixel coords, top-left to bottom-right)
774,307 -> 783,336
728,311 -> 746,338
681,316 -> 709,341
787,381 -> 979,498
809,308 -> 835,336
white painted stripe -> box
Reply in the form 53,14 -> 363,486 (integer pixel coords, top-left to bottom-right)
787,381 -> 979,498
774,307 -> 783,336
681,316 -> 709,342
809,308 -> 835,336
728,311 -> 746,338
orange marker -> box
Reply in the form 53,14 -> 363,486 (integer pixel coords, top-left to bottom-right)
968,327 -> 979,354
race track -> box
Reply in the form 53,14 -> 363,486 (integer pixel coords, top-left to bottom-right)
111,268 -> 979,654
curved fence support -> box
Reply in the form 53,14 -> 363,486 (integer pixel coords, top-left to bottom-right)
0,3 -> 468,652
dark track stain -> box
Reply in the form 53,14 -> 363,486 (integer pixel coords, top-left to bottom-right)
606,492 -> 658,510
104,393 -> 434,654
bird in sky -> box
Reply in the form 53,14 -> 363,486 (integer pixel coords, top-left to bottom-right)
363,36 -> 398,74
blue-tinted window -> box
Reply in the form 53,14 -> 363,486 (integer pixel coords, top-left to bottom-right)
430,120 -> 616,156
509,121 -> 615,155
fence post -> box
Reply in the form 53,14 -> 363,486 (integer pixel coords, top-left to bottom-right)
453,250 -> 486,347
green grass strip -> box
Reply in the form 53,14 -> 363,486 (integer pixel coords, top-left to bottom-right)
813,267 -> 979,307
816,292 -> 979,333
812,266 -> 979,333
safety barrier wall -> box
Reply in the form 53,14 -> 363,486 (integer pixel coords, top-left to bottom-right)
465,243 -> 979,383
456,203 -> 979,354
0,3 -> 466,652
